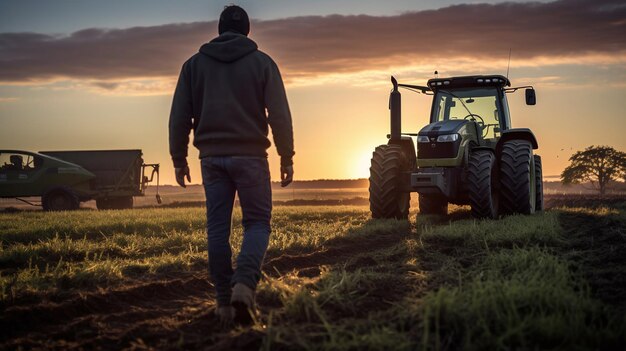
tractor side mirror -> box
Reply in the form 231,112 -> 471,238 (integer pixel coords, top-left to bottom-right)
525,88 -> 536,105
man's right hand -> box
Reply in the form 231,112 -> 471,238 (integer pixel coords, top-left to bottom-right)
175,166 -> 191,188
281,165 -> 293,187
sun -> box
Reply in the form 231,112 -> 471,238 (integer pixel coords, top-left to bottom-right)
349,149 -> 373,179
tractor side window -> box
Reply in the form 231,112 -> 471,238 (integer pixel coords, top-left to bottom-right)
501,94 -> 512,129
433,95 -> 452,122
0,153 -> 43,172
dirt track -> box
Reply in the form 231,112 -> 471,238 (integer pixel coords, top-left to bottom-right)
0,219 -> 412,350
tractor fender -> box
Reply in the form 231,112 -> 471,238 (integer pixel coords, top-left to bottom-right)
42,185 -> 78,199
388,136 -> 416,168
497,129 -> 539,154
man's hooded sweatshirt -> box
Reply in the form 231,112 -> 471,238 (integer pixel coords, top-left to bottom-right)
169,32 -> 295,168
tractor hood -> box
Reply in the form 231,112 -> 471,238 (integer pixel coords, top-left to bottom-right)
417,120 -> 468,160
418,120 -> 468,138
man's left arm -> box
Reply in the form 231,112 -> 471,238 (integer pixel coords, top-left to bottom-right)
264,60 -> 295,186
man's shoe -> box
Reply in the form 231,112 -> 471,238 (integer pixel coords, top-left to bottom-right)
215,305 -> 235,329
231,283 -> 255,325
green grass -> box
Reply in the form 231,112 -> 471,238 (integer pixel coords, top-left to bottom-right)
1,204 -> 625,350
257,209 -> 625,350
420,248 -> 610,350
0,206 -> 371,301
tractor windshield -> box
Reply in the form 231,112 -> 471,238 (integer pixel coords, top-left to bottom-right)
432,88 -> 503,139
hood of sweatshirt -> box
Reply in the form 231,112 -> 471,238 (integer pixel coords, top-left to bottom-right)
199,32 -> 258,63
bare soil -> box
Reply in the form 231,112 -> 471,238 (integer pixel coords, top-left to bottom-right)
559,209 -> 626,316
0,221 -> 413,350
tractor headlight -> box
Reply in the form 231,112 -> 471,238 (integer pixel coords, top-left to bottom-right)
436,134 -> 459,142
417,135 -> 430,143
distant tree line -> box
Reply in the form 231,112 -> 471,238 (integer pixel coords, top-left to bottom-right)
271,179 -> 369,189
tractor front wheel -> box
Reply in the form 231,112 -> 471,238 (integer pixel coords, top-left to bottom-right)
499,140 -> 536,215
42,188 -> 80,211
369,145 -> 410,219
468,150 -> 499,219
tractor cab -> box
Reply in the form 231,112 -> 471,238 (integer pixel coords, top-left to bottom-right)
391,75 -> 536,167
426,76 -> 512,144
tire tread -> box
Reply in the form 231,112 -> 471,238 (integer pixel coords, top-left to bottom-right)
499,141 -> 533,215
468,150 -> 497,219
369,145 -> 410,219
534,155 -> 543,211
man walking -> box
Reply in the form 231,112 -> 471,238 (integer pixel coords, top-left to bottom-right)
168,5 -> 294,326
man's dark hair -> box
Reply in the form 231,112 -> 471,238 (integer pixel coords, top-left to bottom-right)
218,5 -> 250,36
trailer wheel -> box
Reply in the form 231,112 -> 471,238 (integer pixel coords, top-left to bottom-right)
369,145 -> 410,219
42,188 -> 80,211
418,194 -> 448,215
499,140 -> 536,215
534,155 -> 544,211
468,150 -> 499,219
96,196 -> 133,210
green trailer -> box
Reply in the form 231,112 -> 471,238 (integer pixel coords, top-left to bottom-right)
0,149 -> 160,210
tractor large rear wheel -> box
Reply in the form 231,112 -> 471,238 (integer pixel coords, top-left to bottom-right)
468,150 -> 499,219
369,145 -> 410,219
499,140 -> 536,215
534,155 -> 544,211
419,194 -> 448,215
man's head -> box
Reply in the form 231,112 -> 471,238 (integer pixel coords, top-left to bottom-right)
218,5 -> 250,36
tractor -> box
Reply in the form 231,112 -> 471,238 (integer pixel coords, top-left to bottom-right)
0,149 -> 160,211
369,75 -> 542,219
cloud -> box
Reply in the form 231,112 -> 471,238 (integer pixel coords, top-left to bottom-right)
84,78 -> 177,96
0,0 -> 624,86
0,22 -> 211,82
90,81 -> 120,90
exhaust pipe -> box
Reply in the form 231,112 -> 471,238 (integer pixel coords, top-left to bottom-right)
389,76 -> 401,141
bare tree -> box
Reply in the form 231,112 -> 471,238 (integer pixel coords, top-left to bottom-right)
561,146 -> 626,195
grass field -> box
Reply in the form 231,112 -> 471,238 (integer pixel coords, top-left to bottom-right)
1,200 -> 625,350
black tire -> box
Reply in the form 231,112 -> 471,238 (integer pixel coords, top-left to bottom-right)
419,194 -> 448,215
499,140 -> 536,215
468,150 -> 499,219
96,196 -> 134,210
42,188 -> 80,211
534,155 -> 543,211
369,145 -> 410,219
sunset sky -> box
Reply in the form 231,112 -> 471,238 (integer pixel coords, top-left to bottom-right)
1,0 -> 625,185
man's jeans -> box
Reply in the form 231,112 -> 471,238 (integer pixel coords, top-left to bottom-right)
201,156 -> 272,307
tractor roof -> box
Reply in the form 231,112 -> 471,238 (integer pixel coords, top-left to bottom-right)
427,75 -> 511,91
0,149 -> 41,156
